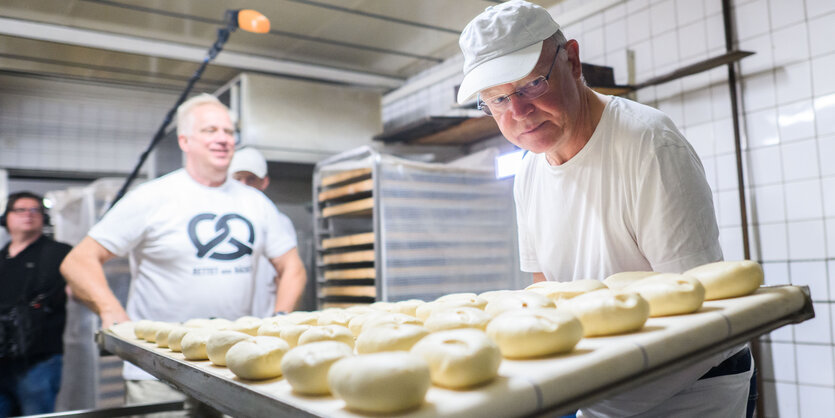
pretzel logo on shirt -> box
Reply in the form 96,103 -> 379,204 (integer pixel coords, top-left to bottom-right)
187,213 -> 254,260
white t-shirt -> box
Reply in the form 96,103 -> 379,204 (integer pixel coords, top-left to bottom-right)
89,169 -> 297,379
515,96 -> 722,279
514,97 -> 736,416
250,255 -> 277,317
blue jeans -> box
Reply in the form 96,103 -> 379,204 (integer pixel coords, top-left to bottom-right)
0,354 -> 63,417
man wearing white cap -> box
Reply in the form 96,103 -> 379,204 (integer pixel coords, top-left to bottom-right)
229,147 -> 271,192
229,147 -> 305,317
458,1 -> 753,417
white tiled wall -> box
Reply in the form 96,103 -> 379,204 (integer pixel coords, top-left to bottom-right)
0,75 -> 176,175
564,0 -> 835,416
381,53 -> 467,132
382,0 -> 835,415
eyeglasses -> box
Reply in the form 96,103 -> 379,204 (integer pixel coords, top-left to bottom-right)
478,44 -> 562,116
9,208 -> 43,215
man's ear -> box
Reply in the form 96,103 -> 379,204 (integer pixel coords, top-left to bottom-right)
564,39 -> 582,79
261,176 -> 270,191
177,134 -> 188,152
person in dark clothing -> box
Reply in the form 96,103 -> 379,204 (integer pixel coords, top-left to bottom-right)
0,191 -> 72,417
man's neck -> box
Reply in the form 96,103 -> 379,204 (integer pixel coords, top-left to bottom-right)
185,164 -> 227,187
7,231 -> 42,258
545,88 -> 609,166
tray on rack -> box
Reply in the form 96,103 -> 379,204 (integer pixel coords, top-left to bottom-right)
98,285 -> 813,417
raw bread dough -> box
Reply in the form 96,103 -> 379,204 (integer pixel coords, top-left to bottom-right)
327,352 -> 430,413
346,305 -> 375,313
281,341 -> 354,395
395,299 -> 426,317
603,271 -> 657,290
317,310 -> 359,327
410,328 -> 501,389
208,318 -> 233,329
256,322 -> 284,337
416,297 -> 487,321
684,260 -> 764,300
182,318 -> 213,328
435,293 -> 478,302
525,280 -> 608,305
133,320 -> 153,340
280,325 -> 314,348
284,312 -> 319,325
347,312 -> 388,336
415,302 -> 439,322
154,323 -> 177,348
423,307 -> 491,332
143,321 -> 167,343
369,301 -> 398,313
486,309 -> 582,358
348,310 -> 388,337
260,316 -> 291,327
558,290 -> 650,337
625,273 -> 705,317
355,324 -> 429,354
484,291 -> 555,317
297,325 -> 354,348
363,313 -> 422,330
166,326 -> 192,352
206,330 -> 251,366
227,317 -> 263,336
183,318 -> 232,330
225,336 -> 290,380
181,329 -> 216,360
477,290 -> 515,303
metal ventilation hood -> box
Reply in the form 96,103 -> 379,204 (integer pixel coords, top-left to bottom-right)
216,73 -> 382,164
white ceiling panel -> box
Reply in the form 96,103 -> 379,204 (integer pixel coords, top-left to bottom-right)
0,0 -> 561,91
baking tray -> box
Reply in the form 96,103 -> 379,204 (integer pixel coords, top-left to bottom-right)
97,285 -> 814,417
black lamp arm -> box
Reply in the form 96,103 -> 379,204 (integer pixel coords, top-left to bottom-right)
108,21 -> 237,211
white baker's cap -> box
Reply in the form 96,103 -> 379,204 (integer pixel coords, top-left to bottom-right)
457,0 -> 560,105
228,147 -> 267,178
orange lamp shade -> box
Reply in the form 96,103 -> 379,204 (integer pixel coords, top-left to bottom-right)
237,9 -> 270,33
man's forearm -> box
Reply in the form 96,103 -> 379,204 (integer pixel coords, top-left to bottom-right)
274,267 -> 306,313
60,238 -> 128,327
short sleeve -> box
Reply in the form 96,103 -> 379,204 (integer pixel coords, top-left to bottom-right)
633,133 -> 723,273
88,187 -> 150,257
262,198 -> 298,260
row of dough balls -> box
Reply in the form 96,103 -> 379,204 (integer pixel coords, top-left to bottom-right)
132,316 -> 498,413
129,260 -> 762,413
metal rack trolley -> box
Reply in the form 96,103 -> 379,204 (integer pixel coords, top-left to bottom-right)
312,146 -> 527,308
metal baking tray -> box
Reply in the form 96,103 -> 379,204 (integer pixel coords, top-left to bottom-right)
97,285 -> 814,417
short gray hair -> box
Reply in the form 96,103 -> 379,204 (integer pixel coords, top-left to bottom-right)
553,30 -> 567,46
176,93 -> 229,136
546,30 -> 583,84
545,31 -> 568,53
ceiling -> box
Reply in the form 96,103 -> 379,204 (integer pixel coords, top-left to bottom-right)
0,0 -> 561,94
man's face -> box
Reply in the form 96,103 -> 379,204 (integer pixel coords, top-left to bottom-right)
233,171 -> 268,191
6,197 -> 44,235
481,41 -> 581,155
179,103 -> 236,173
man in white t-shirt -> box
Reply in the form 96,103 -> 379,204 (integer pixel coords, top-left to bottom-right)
228,146 -> 295,318
457,2 -> 753,417
60,93 -> 307,416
